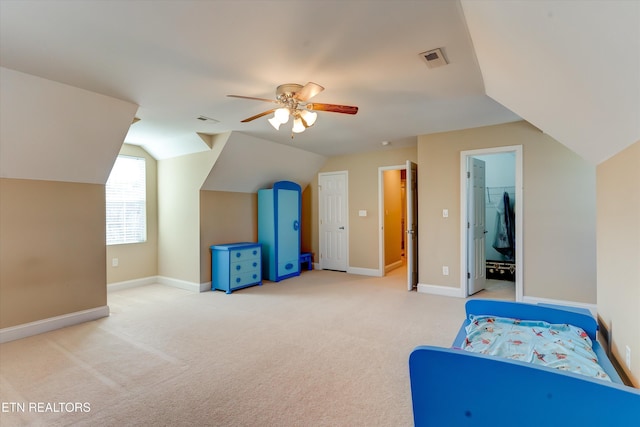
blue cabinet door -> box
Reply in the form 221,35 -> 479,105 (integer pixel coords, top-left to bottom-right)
277,188 -> 300,278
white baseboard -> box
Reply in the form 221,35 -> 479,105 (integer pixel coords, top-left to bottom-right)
0,305 -> 110,344
417,283 -> 465,298
385,260 -> 404,273
522,295 -> 598,316
346,266 -> 382,277
107,276 -> 159,292
108,276 -> 205,293
157,276 -> 202,293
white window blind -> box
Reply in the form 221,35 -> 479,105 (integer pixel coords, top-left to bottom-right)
106,155 -> 146,245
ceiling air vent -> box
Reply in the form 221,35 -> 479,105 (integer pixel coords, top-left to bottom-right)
197,115 -> 219,123
419,48 -> 448,69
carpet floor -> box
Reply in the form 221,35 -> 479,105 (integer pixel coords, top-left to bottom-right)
0,268 -> 512,426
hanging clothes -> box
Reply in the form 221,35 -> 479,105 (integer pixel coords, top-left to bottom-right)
492,192 -> 515,261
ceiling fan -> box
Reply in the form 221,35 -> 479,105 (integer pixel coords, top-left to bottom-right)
228,82 -> 358,136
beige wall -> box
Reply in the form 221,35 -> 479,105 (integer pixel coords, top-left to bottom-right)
0,178 -> 107,328
310,146 -> 418,271
106,144 -> 158,284
301,186 -> 313,255
418,121 -> 597,303
596,140 -> 640,386
200,191 -> 258,283
157,133 -> 229,285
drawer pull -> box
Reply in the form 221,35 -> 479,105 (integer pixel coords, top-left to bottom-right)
285,263 -> 293,270
236,265 -> 241,271
253,274 -> 257,279
253,262 -> 257,267
235,252 -> 241,258
235,277 -> 241,283
253,250 -> 257,255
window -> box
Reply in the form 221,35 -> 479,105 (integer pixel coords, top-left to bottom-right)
106,155 -> 146,245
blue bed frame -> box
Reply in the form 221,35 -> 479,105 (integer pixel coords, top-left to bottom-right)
409,300 -> 640,426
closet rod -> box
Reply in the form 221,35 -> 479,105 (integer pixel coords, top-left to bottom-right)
486,186 -> 515,204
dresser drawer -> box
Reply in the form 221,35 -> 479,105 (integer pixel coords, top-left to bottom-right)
231,259 -> 260,274
230,271 -> 261,288
278,258 -> 299,276
230,247 -> 260,261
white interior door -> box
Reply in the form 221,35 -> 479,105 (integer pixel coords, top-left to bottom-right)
406,161 -> 418,291
319,172 -> 348,271
467,157 -> 486,295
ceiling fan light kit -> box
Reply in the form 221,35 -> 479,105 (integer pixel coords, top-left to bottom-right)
228,82 -> 358,137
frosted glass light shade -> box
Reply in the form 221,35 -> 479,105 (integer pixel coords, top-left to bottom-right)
292,117 -> 305,133
274,108 -> 290,124
268,116 -> 281,130
299,110 -> 317,127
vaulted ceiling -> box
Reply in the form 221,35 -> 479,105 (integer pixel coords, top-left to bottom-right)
1,1 -> 638,164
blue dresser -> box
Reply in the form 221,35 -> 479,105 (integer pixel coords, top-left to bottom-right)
210,242 -> 262,294
258,181 -> 301,282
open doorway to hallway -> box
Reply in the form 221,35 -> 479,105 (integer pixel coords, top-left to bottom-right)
382,168 -> 406,273
379,161 -> 418,291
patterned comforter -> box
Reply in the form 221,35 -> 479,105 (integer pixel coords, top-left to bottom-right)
463,315 -> 610,381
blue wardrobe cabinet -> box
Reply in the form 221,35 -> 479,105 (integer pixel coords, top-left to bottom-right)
258,181 -> 301,282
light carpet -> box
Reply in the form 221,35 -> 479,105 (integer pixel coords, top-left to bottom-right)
0,268 -> 512,426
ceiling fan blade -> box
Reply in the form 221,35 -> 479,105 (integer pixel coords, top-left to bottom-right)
241,109 -> 276,123
294,82 -> 324,101
228,95 -> 278,104
307,103 -> 359,115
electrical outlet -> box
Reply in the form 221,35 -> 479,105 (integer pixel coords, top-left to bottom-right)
112,258 -> 119,267
625,346 -> 631,369
442,266 -> 449,276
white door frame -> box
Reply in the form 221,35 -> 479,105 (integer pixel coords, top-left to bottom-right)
318,171 -> 349,271
378,164 -> 406,278
460,145 -> 523,301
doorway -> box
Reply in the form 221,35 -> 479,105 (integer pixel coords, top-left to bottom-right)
460,146 -> 523,301
378,161 -> 418,291
381,168 -> 405,272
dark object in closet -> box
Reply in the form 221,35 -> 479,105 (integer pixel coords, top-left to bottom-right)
486,261 -> 515,281
492,192 -> 515,261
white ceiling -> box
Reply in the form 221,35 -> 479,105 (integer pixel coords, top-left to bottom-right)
0,1 -> 637,164
461,0 -> 640,164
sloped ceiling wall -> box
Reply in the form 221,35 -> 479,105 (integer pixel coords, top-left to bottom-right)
201,132 -> 327,193
460,0 -> 640,164
0,67 -> 138,184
